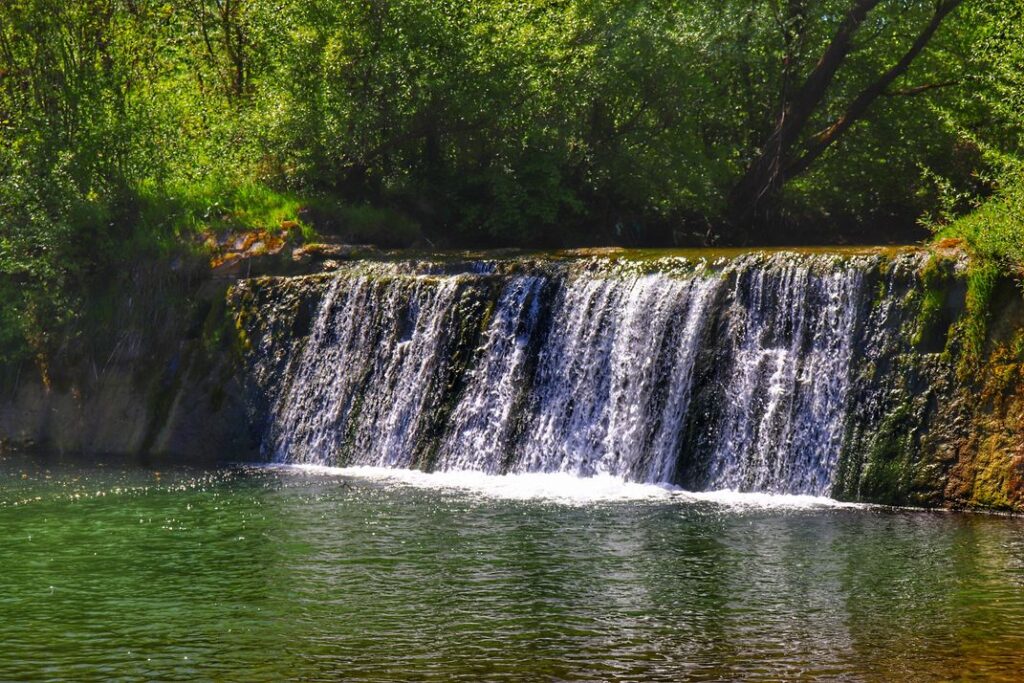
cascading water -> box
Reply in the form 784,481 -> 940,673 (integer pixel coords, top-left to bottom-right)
266,273 -> 472,467
433,276 -> 547,473
246,252 -> 892,496
513,273 -> 722,482
702,262 -> 864,493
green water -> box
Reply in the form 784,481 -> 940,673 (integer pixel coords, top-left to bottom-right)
2,455 -> 1023,681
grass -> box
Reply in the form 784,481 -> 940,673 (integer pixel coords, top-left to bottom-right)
933,177 -> 1024,271
929,176 -> 1024,372
128,179 -> 423,258
132,179 -> 313,254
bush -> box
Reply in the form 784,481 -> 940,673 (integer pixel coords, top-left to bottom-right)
0,154 -> 78,365
937,176 -> 1024,273
301,200 -> 422,248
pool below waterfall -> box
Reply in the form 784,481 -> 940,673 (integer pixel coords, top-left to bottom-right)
2,455 -> 1023,681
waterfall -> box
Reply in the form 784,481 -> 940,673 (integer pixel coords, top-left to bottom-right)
266,274 -> 474,467
433,276 -> 547,473
512,273 -> 721,482
701,260 -> 864,493
250,253 -> 882,495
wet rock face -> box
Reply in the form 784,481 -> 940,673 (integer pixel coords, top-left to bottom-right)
0,270 -> 258,465
940,279 -> 1024,510
229,249 -> 1024,508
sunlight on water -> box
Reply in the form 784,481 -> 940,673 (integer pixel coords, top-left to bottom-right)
2,456 -> 1024,681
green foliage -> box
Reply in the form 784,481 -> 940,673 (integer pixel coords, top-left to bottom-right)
1,0 -> 1021,361
0,152 -> 76,364
928,0 -> 1024,273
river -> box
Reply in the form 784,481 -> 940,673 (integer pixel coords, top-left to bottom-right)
2,454 -> 1022,681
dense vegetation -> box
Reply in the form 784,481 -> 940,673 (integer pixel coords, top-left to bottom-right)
1,0 -> 1023,364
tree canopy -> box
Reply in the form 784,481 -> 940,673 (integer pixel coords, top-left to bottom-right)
1,0 -> 1023,360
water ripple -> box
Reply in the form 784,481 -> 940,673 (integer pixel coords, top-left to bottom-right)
1,457 -> 1023,681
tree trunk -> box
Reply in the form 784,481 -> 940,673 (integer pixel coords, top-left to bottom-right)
728,0 -> 963,237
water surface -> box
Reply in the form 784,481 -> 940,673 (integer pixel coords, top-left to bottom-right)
2,455 -> 1022,681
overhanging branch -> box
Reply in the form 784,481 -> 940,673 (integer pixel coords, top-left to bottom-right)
882,80 -> 959,96
786,0 -> 965,179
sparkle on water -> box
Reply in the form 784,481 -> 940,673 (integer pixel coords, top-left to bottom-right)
3,454 -> 1024,682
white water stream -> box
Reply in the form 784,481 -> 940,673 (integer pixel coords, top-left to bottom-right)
260,255 -> 874,495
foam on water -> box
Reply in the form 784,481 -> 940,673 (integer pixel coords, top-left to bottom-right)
277,464 -> 863,508
681,488 -> 865,509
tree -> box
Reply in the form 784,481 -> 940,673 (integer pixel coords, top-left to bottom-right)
729,0 -> 967,233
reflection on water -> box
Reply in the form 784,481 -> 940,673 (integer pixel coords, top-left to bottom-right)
1,455 -> 1023,681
